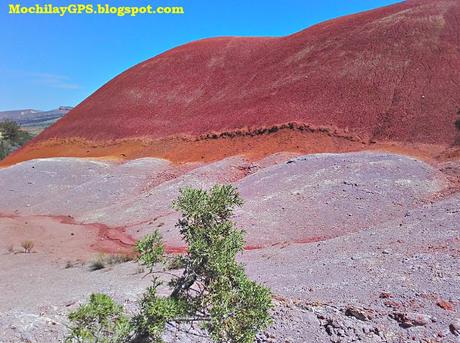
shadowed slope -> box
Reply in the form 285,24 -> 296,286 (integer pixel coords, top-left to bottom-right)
5,0 -> 460,166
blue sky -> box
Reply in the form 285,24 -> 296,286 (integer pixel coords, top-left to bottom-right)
0,0 -> 401,111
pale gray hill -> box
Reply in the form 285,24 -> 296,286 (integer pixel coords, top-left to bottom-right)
0,106 -> 72,128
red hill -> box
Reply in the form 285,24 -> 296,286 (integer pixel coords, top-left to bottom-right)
4,0 -> 460,165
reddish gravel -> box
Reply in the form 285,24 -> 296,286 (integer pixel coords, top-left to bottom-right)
29,0 -> 460,148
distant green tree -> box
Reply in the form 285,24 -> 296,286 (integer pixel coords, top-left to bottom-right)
0,120 -> 33,160
0,120 -> 21,141
0,140 -> 10,160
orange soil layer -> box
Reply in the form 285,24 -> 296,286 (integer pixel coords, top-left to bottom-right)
0,129 -> 449,168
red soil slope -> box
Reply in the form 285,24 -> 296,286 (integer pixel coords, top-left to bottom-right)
5,0 -> 460,165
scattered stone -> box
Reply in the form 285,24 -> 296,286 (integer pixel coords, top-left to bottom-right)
390,312 -> 434,328
436,299 -> 454,311
449,318 -> 460,336
344,306 -> 372,321
437,329 -> 449,337
384,300 -> 401,309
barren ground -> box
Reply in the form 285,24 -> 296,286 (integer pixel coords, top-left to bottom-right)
0,151 -> 459,342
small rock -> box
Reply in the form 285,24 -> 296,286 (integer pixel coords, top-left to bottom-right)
437,329 -> 449,338
437,299 -> 455,311
390,312 -> 433,328
384,300 -> 401,309
449,318 -> 460,336
64,301 -> 76,307
345,306 -> 372,321
379,292 -> 392,299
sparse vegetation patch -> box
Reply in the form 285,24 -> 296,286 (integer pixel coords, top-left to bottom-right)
20,240 -> 34,253
88,253 -> 133,271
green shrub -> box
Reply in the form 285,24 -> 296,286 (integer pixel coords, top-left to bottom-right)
133,185 -> 272,342
66,293 -> 130,343
133,281 -> 189,340
69,185 -> 272,343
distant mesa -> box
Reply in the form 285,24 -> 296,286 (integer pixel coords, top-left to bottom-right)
3,0 -> 460,166
0,106 -> 72,132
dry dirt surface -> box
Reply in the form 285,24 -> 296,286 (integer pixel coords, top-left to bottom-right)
0,151 -> 459,342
